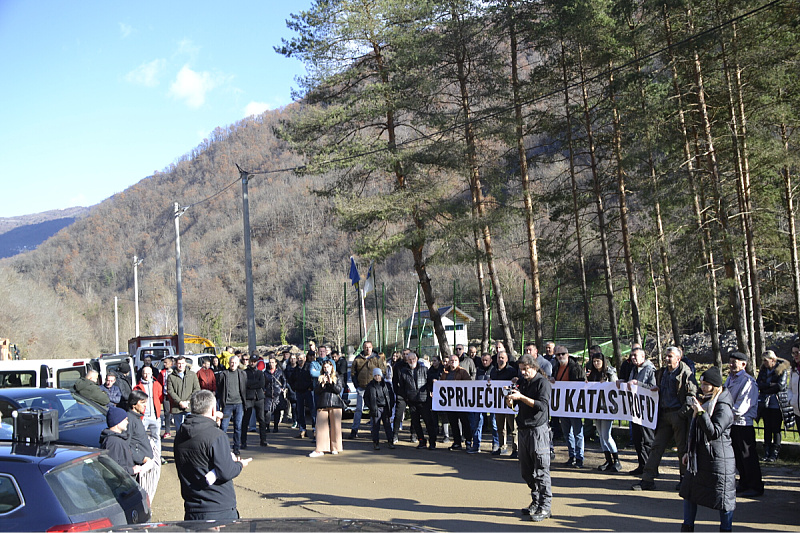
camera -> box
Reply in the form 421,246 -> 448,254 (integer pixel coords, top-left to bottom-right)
501,384 -> 518,397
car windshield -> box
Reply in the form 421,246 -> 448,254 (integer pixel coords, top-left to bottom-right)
5,391 -> 105,425
44,454 -> 137,516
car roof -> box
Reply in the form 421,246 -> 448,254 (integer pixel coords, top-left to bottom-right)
0,387 -> 75,400
0,442 -> 102,469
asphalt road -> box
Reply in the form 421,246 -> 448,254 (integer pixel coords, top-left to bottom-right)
152,421 -> 799,531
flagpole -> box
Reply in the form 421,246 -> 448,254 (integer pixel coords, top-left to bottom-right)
360,287 -> 368,341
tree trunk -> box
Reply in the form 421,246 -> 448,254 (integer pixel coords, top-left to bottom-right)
781,122 -> 800,334
473,217 -> 491,353
508,3 -> 543,349
609,63 -> 643,347
561,40 -> 593,354
579,45 -> 621,365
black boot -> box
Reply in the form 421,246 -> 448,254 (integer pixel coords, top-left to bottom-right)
610,452 -> 622,472
680,524 -> 694,532
597,451 -> 612,471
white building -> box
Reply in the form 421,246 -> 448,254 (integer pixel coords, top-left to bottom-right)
401,306 -> 475,355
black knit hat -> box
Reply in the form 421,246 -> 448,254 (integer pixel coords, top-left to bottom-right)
701,366 -> 723,388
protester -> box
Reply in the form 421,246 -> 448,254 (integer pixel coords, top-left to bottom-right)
134,366 -> 163,439
391,350 -> 410,444
157,357 -> 174,438
309,359 -> 345,457
101,373 -> 122,407
618,347 -> 656,475
471,352 -> 499,454
217,355 -> 247,456
289,352 -> 315,439
197,358 -> 217,393
167,356 -> 201,434
442,353 -> 472,451
73,369 -> 110,406
724,351 -> 764,497
586,352 -> 620,472
349,341 -> 386,439
365,367 -> 394,450
679,366 -> 735,532
174,390 -> 251,520
491,351 -> 519,457
551,346 -> 586,467
756,350 -> 794,462
242,355 -> 268,448
505,354 -> 552,522
283,351 -> 299,428
791,344 -> 800,421
114,362 -> 134,409
264,356 -> 286,433
100,406 -> 141,477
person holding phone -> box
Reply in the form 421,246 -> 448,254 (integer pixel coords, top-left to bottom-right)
309,359 -> 345,457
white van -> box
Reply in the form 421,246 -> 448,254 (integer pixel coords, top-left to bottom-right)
0,359 -> 93,389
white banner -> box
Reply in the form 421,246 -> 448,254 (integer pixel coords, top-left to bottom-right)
431,380 -> 659,430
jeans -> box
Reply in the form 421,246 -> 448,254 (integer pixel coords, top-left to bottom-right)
595,418 -> 617,453
352,388 -> 366,430
220,403 -> 244,453
172,412 -> 186,433
142,415 -> 161,440
560,417 -> 584,461
471,412 -> 499,449
683,499 -> 733,531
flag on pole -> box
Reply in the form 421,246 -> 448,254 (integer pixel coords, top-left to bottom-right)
349,256 -> 360,288
363,263 -> 375,296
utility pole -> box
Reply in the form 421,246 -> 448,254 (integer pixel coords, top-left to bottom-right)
114,296 -> 120,354
133,255 -> 143,337
174,202 -> 187,356
239,168 -> 257,355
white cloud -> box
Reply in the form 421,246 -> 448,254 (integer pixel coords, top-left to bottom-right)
244,101 -> 271,117
125,59 -> 166,87
119,23 -> 133,38
175,38 -> 200,61
168,65 -> 223,108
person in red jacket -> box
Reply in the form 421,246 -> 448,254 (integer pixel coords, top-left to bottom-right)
197,358 -> 218,393
134,366 -> 164,439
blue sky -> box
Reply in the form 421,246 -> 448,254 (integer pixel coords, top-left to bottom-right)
0,1 -> 312,218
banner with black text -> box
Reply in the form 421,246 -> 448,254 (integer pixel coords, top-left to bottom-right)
431,380 -> 659,430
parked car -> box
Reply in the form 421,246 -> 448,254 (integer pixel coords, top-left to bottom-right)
0,442 -> 151,531
0,388 -> 107,448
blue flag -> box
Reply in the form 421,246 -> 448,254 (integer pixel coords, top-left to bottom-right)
349,256 -> 360,287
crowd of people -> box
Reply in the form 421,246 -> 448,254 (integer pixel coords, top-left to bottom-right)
72,338 -> 799,525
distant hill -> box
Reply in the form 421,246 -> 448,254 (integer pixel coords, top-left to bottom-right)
0,207 -> 89,259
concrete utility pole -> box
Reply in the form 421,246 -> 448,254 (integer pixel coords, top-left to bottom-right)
133,255 -> 143,337
240,169 -> 257,355
114,296 -> 120,354
174,202 -> 187,356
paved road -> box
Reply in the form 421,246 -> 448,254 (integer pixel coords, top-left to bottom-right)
152,423 -> 798,531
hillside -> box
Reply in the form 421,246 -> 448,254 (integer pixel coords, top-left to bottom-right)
0,207 -> 89,259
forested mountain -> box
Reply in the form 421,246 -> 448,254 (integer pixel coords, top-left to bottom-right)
2,0 -> 799,367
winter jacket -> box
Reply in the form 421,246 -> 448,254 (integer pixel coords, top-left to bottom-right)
127,411 -> 153,464
314,377 -> 345,409
654,361 -> 698,419
167,370 -> 201,414
365,379 -> 393,415
790,361 -> 800,418
587,362 -> 617,383
196,367 -> 217,392
133,379 -> 163,419
72,376 -> 110,406
351,351 -> 387,389
553,356 -> 586,382
100,428 -> 135,476
757,358 -> 795,427
216,369 -> 247,409
174,413 -> 243,515
490,364 -> 519,381
627,360 -> 657,388
113,371 -> 133,409
398,364 -> 431,403
679,389 -> 736,512
459,355 -> 477,380
243,367 -> 265,407
101,385 -> 122,406
288,363 -> 314,394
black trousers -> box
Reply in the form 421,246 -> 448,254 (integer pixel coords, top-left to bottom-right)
393,397 -> 407,439
631,422 -> 654,467
447,411 -> 472,446
409,401 -> 437,443
242,398 -> 266,445
731,425 -> 763,492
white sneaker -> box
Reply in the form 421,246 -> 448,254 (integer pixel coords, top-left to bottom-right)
331,450 -> 339,455
308,451 -> 324,458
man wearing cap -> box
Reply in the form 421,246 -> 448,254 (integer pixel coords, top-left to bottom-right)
100,406 -> 141,477
506,354 -> 552,522
174,390 -> 251,520
725,350 -> 763,497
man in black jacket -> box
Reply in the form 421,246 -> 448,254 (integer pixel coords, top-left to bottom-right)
399,352 -> 438,449
551,347 -> 587,467
242,356 -> 268,448
289,353 -> 315,439
492,352 -> 519,457
216,355 -> 247,456
175,390 -> 251,520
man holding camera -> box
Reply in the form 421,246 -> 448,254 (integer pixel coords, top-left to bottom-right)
505,354 -> 552,522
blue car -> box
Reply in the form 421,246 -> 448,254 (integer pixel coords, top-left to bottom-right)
0,388 -> 108,448
0,443 -> 151,531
